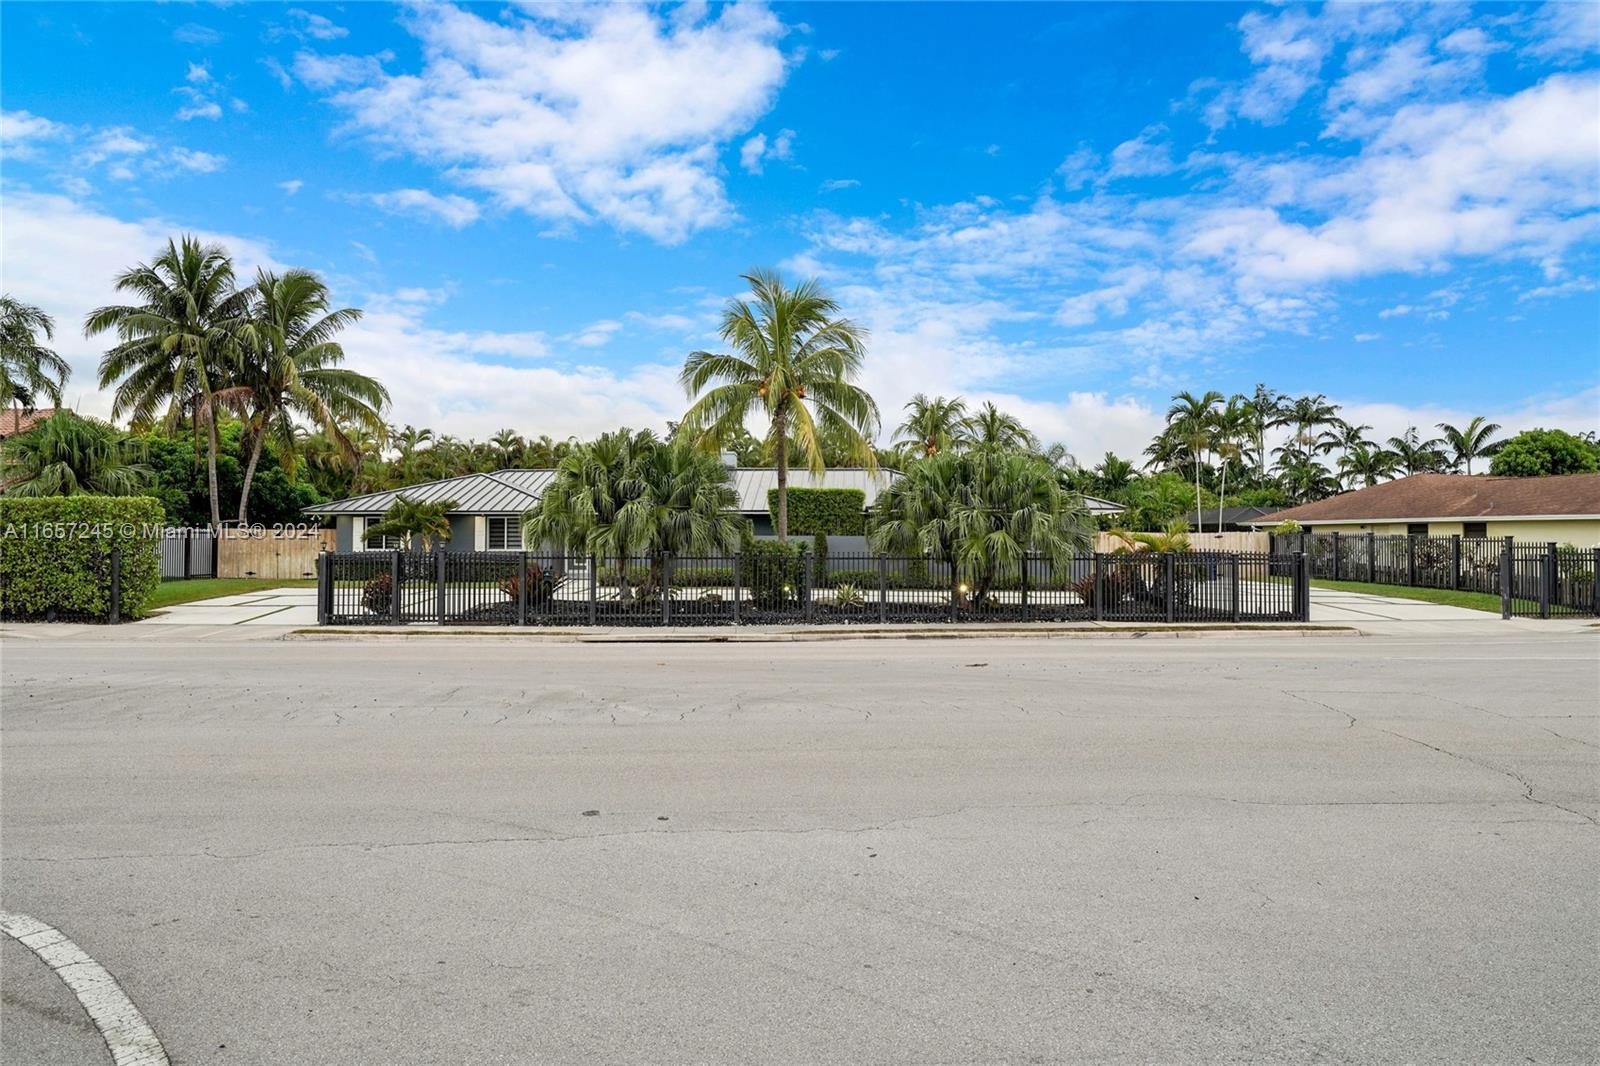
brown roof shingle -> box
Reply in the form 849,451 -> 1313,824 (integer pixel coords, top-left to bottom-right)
0,407 -> 56,438
1257,473 -> 1600,524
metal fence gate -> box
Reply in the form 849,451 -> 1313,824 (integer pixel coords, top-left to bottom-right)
159,527 -> 218,580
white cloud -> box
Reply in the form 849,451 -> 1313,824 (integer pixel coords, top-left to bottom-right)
169,147 -> 226,174
819,178 -> 859,192
279,179 -> 305,196
1519,276 -> 1599,302
288,8 -> 348,41
175,94 -> 223,122
185,62 -> 211,84
1353,332 -> 1380,342
1,110 -> 68,158
366,189 -> 482,228
1107,125 -> 1175,179
295,3 -> 791,243
565,319 -> 623,348
173,23 -> 222,46
740,127 -> 795,174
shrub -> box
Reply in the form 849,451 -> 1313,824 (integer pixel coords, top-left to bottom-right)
362,571 -> 393,616
746,539 -> 807,609
501,562 -> 562,605
1488,429 -> 1600,477
768,487 -> 866,535
0,495 -> 164,620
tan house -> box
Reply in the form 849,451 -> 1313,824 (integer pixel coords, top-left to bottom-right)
1253,473 -> 1600,546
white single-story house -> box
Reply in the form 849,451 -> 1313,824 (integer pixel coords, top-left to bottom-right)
1249,472 -> 1600,545
305,462 -> 1124,551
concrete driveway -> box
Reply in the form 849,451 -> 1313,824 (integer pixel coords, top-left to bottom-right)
139,587 -> 318,627
3,628 -> 1595,1065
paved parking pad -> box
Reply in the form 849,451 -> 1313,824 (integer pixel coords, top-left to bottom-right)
139,589 -> 318,627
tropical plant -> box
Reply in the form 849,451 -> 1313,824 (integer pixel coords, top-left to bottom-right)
364,494 -> 457,551
0,410 -> 152,496
1436,417 -> 1503,475
679,269 -> 879,541
1279,459 -> 1339,503
1337,443 -> 1399,489
522,429 -> 742,594
1488,428 -> 1600,477
869,448 -> 1091,606
961,401 -> 1037,452
1244,384 -> 1284,479
894,393 -> 967,458
1107,519 -> 1192,554
1164,390 -> 1222,531
1210,395 -> 1248,533
86,236 -> 251,528
831,582 -> 866,609
1277,394 -> 1341,456
1,295 -> 70,413
1386,427 -> 1448,476
231,269 -> 387,523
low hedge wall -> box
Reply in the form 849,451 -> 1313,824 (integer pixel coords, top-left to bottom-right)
768,488 -> 866,535
0,496 -> 165,621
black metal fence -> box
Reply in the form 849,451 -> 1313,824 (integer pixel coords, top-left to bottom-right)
318,549 -> 1310,627
159,527 -> 219,579
1271,532 -> 1600,619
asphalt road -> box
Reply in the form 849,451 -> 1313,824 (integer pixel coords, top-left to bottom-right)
2,629 -> 1597,1065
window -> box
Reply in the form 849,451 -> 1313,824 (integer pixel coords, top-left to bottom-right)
1407,522 -> 1429,538
1463,522 -> 1488,539
486,516 -> 520,551
363,516 -> 401,550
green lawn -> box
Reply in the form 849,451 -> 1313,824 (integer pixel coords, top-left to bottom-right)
1311,578 -> 1501,614
147,578 -> 316,610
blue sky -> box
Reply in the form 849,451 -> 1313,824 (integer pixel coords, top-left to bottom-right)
3,1 -> 1597,458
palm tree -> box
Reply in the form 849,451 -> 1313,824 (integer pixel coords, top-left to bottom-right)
960,401 -> 1037,452
1387,427 -> 1448,476
86,237 -> 250,528
0,410 -> 152,496
1279,459 -> 1339,503
1278,394 -> 1342,456
1337,443 -> 1399,489
1094,452 -> 1136,494
231,269 -> 387,523
870,448 -> 1091,607
522,429 -> 741,594
893,393 -> 967,458
1211,395 -> 1248,532
679,269 -> 879,542
1245,384 -> 1284,479
1436,417 -> 1503,475
489,429 -> 524,469
1,296 -> 71,416
363,494 -> 457,551
1165,390 -> 1221,531
389,424 -> 435,484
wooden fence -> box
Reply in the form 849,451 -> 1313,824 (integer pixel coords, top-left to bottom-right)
218,528 -> 336,580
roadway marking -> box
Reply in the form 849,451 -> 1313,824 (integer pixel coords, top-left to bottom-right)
1,911 -> 169,1066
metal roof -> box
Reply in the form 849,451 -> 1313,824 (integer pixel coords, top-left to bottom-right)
308,467 -> 1124,518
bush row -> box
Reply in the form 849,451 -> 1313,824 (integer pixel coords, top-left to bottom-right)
0,496 -> 165,621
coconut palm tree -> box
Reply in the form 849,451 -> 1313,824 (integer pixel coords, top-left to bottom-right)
870,448 -> 1091,607
86,237 -> 250,528
1,296 -> 71,416
679,269 -> 879,542
0,410 -> 152,496
1277,394 -> 1342,456
363,494 -> 457,551
1165,390 -> 1221,531
231,269 -> 387,523
1387,426 -> 1448,476
1210,395 -> 1249,533
893,393 -> 967,458
1337,443 -> 1399,489
522,429 -> 741,594
1436,417 -> 1503,475
960,401 -> 1037,452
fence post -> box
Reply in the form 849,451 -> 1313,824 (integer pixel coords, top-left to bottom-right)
390,550 -> 403,625
1163,553 -> 1175,624
211,530 -> 220,579
435,549 -> 447,625
950,567 -> 959,624
1092,553 -> 1104,622
1500,537 -> 1513,619
804,549 -> 815,623
733,552 -> 742,625
1541,542 -> 1555,620
517,550 -> 528,626
661,553 -> 673,625
1366,531 -> 1375,583
183,527 -> 193,580
1230,554 -> 1241,623
587,554 -> 598,625
108,547 -> 122,624
316,550 -> 329,625
1592,547 -> 1600,619
1021,552 -> 1031,622
1449,534 -> 1461,591
1332,531 -> 1341,581
877,553 -> 888,624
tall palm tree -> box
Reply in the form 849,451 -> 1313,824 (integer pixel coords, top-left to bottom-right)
489,429 -> 525,469
1337,443 -> 1399,489
0,409 -> 151,496
1279,459 -> 1339,503
232,269 -> 387,523
1211,395 -> 1249,532
1165,390 -> 1221,531
960,401 -> 1037,452
1436,417 -> 1503,475
86,236 -> 250,528
1,296 -> 71,416
679,269 -> 879,542
1387,426 -> 1448,476
1094,452 -> 1136,494
1245,383 -> 1285,480
893,393 -> 967,458
1278,394 -> 1342,456
389,424 -> 435,483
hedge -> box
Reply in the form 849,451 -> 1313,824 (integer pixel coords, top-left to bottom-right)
0,496 -> 165,621
767,487 -> 866,535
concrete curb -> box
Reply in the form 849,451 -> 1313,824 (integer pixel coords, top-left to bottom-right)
287,623 -> 1359,644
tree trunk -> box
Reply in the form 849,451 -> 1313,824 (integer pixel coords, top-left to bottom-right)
774,406 -> 789,543
206,414 -> 223,530
237,424 -> 265,525
1194,458 -> 1203,533
1217,461 -> 1227,534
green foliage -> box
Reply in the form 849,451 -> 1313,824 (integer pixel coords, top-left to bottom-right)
364,494 -> 458,550
132,420 -> 324,527
1,410 -> 152,496
1270,519 -> 1303,535
767,487 -> 866,535
745,539 -> 807,609
0,495 -> 164,620
1488,429 -> 1600,477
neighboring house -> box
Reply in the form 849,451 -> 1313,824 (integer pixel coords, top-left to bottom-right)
1185,506 -> 1276,532
306,463 -> 1125,551
0,407 -> 56,440
1250,473 -> 1600,545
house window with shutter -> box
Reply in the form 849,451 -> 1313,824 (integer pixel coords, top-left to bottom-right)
1463,521 -> 1487,539
1407,522 -> 1429,538
486,516 -> 520,551
363,516 -> 401,550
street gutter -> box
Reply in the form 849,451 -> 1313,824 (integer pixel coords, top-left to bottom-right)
288,623 -> 1358,643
